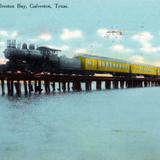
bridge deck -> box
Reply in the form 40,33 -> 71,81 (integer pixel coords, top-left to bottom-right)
0,73 -> 160,82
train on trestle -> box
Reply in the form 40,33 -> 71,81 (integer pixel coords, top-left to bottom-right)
2,40 -> 160,77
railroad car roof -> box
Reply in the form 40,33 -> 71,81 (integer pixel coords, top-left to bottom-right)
131,63 -> 156,67
76,54 -> 129,63
76,54 -> 156,67
37,46 -> 61,52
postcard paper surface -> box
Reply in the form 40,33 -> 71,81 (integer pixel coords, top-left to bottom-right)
0,0 -> 159,160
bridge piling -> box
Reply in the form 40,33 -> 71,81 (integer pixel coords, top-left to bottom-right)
51,82 -> 55,92
113,81 -> 119,89
67,82 -> 70,91
23,80 -> 28,95
126,80 -> 133,88
85,81 -> 91,91
120,81 -> 124,89
14,80 -> 21,96
58,82 -> 61,92
136,81 -> 142,87
44,80 -> 50,94
132,81 -> 136,88
155,81 -> 159,87
7,80 -> 11,96
28,80 -> 33,94
62,82 -> 66,92
10,81 -> 13,95
1,80 -> 5,95
72,81 -> 82,91
96,81 -> 101,90
125,81 -> 128,88
105,81 -> 111,89
146,81 -> 150,87
144,81 -> 147,87
38,80 -> 42,93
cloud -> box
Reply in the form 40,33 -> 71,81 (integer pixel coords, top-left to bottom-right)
60,29 -> 83,40
0,30 -> 19,39
75,48 -> 88,54
10,31 -> 18,39
38,33 -> 52,41
140,43 -> 160,53
0,41 -> 5,47
97,28 -> 109,37
153,61 -> 160,66
111,44 -> 133,53
129,55 -> 145,64
0,30 -> 8,37
132,32 -> 160,53
132,32 -> 153,44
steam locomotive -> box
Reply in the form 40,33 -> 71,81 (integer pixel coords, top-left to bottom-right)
3,40 -> 82,74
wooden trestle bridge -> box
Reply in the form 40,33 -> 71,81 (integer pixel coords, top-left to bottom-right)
0,73 -> 160,96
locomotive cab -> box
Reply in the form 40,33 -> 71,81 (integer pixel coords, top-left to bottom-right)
37,46 -> 61,57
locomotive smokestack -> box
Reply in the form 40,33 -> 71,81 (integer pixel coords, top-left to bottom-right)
22,43 -> 28,49
29,44 -> 35,50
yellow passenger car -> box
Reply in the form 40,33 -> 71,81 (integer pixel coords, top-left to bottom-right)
75,54 -> 160,76
157,67 -> 160,76
75,54 -> 130,74
130,64 -> 157,76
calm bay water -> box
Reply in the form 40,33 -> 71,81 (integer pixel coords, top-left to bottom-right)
0,87 -> 160,160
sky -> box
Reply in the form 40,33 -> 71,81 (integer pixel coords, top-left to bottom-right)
0,0 -> 160,65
